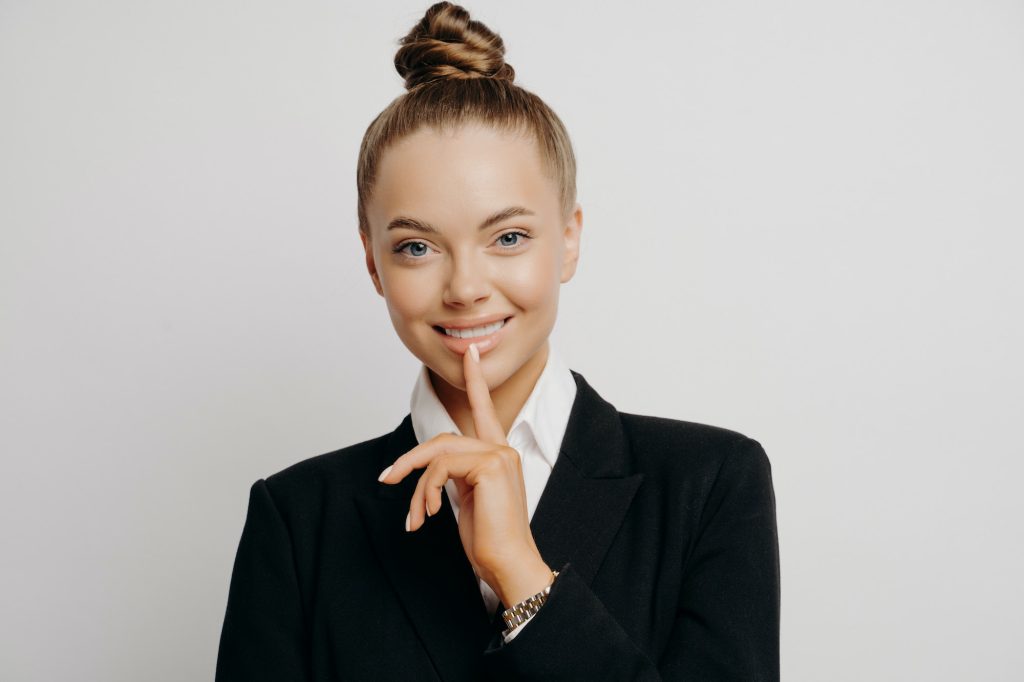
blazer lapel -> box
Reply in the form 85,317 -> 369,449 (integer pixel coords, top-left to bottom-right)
355,369 -> 644,680
527,370 -> 646,588
355,422 -> 491,681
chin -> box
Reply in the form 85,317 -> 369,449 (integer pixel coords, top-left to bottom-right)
428,349 -> 520,392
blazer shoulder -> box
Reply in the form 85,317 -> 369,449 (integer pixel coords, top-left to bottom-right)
618,411 -> 770,478
256,429 -> 395,510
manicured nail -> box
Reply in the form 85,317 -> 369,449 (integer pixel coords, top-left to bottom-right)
426,499 -> 432,516
469,343 -> 479,362
405,511 -> 411,532
378,464 -> 393,482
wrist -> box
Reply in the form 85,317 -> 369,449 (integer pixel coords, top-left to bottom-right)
499,565 -> 559,639
494,555 -> 554,608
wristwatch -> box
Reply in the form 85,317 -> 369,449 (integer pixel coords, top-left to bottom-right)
501,569 -> 559,637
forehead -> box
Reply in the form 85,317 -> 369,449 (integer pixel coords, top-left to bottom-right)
369,123 -> 558,231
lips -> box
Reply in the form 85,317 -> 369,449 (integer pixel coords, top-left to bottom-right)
432,313 -> 513,331
432,316 -> 512,356
432,316 -> 511,335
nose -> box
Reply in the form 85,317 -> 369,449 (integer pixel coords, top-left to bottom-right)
442,248 -> 491,308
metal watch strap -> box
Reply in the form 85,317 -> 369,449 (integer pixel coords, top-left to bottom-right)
501,569 -> 559,637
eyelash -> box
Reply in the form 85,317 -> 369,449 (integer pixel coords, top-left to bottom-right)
392,230 -> 534,260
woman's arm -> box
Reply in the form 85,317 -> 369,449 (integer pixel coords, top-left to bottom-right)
658,437 -> 781,679
479,437 -> 781,681
215,479 -> 312,682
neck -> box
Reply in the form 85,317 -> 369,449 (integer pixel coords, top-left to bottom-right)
430,340 -> 550,440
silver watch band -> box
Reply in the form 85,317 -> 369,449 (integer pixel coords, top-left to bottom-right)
501,569 -> 560,637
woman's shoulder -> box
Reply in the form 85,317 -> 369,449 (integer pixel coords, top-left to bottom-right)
617,411 -> 772,482
252,428 -> 398,511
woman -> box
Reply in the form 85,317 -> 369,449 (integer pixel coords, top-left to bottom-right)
216,3 -> 780,680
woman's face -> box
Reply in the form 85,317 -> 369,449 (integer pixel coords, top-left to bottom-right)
361,122 -> 582,393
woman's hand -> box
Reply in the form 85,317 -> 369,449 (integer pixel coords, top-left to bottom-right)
377,343 -> 554,608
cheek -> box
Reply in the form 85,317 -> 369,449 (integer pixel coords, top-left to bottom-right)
501,251 -> 561,310
381,267 -> 435,322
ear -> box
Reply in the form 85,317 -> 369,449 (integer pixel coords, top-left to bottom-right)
559,202 -> 583,284
360,230 -> 385,297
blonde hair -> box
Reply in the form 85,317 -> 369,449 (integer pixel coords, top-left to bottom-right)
356,1 -> 577,238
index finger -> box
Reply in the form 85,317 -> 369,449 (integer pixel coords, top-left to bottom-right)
464,342 -> 507,446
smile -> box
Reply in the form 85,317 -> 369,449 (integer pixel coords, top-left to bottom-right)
431,317 -> 512,355
435,318 -> 508,339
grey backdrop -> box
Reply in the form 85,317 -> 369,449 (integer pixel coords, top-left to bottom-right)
1,1 -> 1022,680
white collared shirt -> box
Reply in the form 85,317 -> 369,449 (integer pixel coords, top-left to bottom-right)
409,341 -> 577,642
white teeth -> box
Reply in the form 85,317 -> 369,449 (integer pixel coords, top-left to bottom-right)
442,319 -> 506,339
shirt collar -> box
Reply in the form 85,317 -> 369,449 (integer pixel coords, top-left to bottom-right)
409,340 -> 577,470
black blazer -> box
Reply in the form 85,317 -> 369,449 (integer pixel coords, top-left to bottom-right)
216,369 -> 780,681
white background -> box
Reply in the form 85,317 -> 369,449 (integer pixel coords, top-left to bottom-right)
2,1 -> 1022,679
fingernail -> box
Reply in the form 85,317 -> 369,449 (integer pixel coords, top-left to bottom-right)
469,343 -> 479,362
425,499 -> 432,517
405,511 -> 411,532
377,464 -> 393,482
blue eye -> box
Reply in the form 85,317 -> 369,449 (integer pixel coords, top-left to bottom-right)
392,230 -> 533,260
498,231 -> 527,248
495,229 -> 536,250
396,242 -> 430,258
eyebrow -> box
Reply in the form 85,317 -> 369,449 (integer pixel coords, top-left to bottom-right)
385,206 -> 535,234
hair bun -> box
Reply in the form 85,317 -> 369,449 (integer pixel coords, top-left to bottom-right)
395,1 -> 515,90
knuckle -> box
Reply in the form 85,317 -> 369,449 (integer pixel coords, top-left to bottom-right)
483,450 -> 511,472
424,459 -> 446,484
499,446 -> 520,466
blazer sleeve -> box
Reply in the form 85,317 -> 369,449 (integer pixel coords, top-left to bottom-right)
215,478 -> 312,682
478,437 -> 780,681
